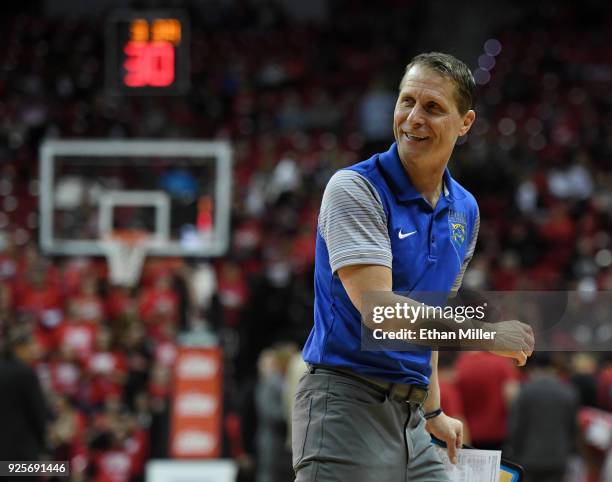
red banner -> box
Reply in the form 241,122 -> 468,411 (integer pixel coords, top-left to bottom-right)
170,347 -> 222,458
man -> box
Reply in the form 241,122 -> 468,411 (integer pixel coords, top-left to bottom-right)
507,353 -> 577,482
292,52 -> 534,482
455,351 -> 519,449
0,326 -> 48,481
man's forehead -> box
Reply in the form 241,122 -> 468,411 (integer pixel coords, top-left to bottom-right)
399,65 -> 455,101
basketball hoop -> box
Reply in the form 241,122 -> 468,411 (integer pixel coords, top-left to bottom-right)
101,229 -> 151,287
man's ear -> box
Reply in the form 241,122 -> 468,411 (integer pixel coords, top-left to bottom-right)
459,110 -> 476,136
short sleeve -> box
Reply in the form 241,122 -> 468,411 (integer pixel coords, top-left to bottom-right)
318,170 -> 392,273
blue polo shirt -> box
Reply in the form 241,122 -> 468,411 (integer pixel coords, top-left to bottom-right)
302,143 -> 480,386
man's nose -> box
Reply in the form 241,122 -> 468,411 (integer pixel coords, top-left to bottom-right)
406,104 -> 425,126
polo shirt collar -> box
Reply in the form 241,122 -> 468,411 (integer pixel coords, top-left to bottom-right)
378,142 -> 465,203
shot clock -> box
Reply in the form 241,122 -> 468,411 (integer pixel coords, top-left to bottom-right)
106,10 -> 189,94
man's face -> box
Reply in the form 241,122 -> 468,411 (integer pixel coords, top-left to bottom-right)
393,65 -> 475,171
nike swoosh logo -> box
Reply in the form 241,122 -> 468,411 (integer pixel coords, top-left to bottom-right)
398,230 -> 417,239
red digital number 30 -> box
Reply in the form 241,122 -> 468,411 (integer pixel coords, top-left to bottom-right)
123,41 -> 175,87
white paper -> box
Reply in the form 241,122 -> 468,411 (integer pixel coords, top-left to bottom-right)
434,447 -> 501,482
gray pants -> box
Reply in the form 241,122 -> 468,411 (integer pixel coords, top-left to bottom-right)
292,369 -> 449,482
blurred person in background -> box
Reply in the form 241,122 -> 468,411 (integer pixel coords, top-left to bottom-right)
48,393 -> 86,466
283,349 -> 308,448
597,353 -> 612,413
16,266 -> 63,332
0,325 -> 49,480
359,77 -> 396,157
121,323 -> 154,410
138,271 -> 179,341
87,393 -> 148,482
574,402 -> 612,482
507,352 -> 578,482
71,276 -> 104,324
86,327 -> 128,409
255,345 -> 296,482
455,351 -> 519,450
437,352 -> 470,445
570,352 -> 599,408
147,362 -> 172,459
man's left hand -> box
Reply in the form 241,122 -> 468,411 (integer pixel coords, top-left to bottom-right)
425,413 -> 463,464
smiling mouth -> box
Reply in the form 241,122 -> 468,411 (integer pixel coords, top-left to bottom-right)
404,133 -> 429,142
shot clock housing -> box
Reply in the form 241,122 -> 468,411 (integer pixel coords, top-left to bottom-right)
105,10 -> 190,95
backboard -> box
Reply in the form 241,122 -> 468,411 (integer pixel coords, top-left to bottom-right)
39,139 -> 232,258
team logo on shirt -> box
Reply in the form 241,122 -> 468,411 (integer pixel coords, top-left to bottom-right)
448,210 -> 467,250
450,223 -> 466,245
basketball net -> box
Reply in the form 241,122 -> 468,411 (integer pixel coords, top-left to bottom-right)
102,230 -> 150,287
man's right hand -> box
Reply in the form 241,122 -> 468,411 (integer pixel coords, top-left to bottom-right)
489,320 -> 535,366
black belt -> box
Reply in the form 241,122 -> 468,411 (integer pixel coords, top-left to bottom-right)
308,364 -> 428,405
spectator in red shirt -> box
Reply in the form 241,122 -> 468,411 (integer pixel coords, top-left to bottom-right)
11,287 -> 50,353
455,351 -> 520,450
92,437 -> 133,482
217,261 -> 249,327
17,268 -> 63,329
45,346 -> 83,400
60,257 -> 98,298
14,245 -> 61,295
139,272 -> 179,340
438,353 -> 471,445
57,300 -> 99,364
71,277 -> 105,324
105,286 -> 138,325
86,328 -> 127,407
153,323 -> 177,369
148,362 -> 172,409
89,397 -> 140,482
121,413 -> 149,480
48,393 -> 87,463
95,412 -> 149,482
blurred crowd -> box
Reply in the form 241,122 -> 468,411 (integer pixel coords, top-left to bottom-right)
0,246 -> 183,481
0,0 -> 611,481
